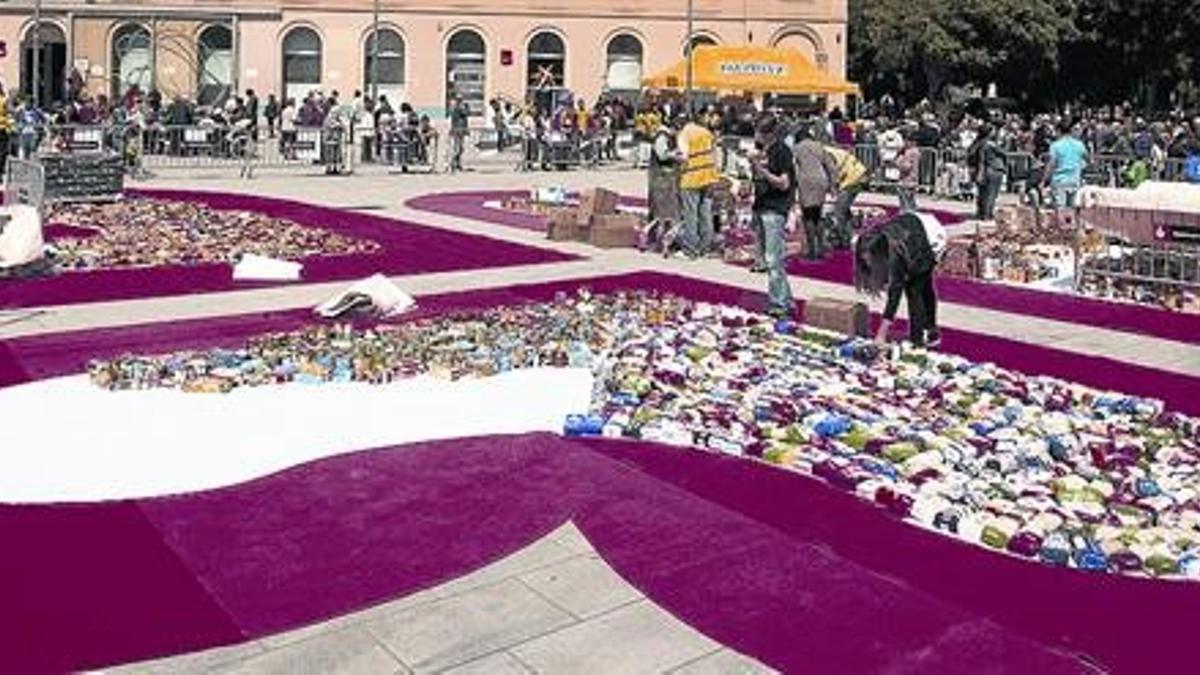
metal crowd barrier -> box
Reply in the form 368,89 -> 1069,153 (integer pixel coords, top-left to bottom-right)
28,123 -> 1197,187
3,158 -> 45,208
375,128 -> 439,173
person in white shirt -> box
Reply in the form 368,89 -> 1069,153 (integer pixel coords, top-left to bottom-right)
280,99 -> 297,159
878,122 -> 905,182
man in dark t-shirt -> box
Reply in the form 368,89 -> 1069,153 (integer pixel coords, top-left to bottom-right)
751,115 -> 797,318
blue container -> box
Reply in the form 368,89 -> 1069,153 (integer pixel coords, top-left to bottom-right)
563,414 -> 607,436
1073,545 -> 1109,572
814,416 -> 852,438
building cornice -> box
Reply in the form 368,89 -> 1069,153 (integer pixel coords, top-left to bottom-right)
0,1 -> 842,24
0,3 -> 281,20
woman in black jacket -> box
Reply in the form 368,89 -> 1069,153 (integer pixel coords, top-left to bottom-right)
853,212 -> 947,348
969,124 -> 1006,220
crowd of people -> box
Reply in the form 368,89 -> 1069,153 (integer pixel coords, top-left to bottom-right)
640,103 -> 950,346
0,74 -> 654,175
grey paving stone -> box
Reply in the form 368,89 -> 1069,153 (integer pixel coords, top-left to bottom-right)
366,578 -> 575,674
259,587 -> 444,650
211,627 -> 404,674
510,599 -> 720,674
103,639 -> 267,674
438,650 -> 532,675
429,524 -> 582,600
669,649 -> 779,675
519,554 -> 643,619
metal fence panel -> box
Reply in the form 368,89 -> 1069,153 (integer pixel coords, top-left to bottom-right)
4,159 -> 45,208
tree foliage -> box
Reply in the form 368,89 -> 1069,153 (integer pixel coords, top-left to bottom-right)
849,0 -> 1199,110
1062,0 -> 1199,109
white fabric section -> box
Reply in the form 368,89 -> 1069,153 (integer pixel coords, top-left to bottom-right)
915,211 -> 947,258
0,205 -> 44,269
0,368 -> 594,504
232,254 -> 302,281
315,274 -> 416,318
1078,182 -> 1200,213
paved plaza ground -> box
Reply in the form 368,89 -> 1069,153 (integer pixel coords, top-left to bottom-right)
4,164 -> 1198,674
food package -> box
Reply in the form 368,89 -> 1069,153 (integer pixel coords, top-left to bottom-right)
803,297 -> 869,337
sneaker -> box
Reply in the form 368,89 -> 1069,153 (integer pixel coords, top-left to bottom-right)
925,329 -> 942,349
749,263 -> 768,274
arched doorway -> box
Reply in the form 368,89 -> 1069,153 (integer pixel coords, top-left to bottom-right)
526,31 -> 565,103
363,28 -> 405,105
282,26 -> 322,103
21,22 -> 67,107
605,33 -> 642,96
445,29 -> 485,116
197,24 -> 233,107
111,23 -> 152,101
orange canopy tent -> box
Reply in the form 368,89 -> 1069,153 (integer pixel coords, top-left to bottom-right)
643,45 -> 859,95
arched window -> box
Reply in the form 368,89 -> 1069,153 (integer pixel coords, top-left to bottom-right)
526,31 -> 565,97
445,29 -> 485,115
282,27 -> 322,103
197,25 -> 233,106
111,23 -> 152,100
605,33 -> 643,94
364,28 -> 405,103
774,31 -> 826,69
21,22 -> 67,106
684,34 -> 717,56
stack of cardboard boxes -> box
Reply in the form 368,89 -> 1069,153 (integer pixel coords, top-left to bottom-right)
546,188 -> 642,249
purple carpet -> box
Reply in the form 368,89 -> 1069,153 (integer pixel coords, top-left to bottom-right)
5,433 -> 1099,673
4,272 -> 1197,672
0,189 -> 578,309
404,189 -> 960,234
406,188 -> 651,233
407,188 -> 1200,346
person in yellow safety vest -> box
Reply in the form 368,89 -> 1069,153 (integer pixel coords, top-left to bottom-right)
824,144 -> 870,250
0,83 -> 12,176
675,112 -> 721,258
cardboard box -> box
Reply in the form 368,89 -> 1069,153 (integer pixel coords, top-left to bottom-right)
578,187 -> 620,223
592,213 -> 642,230
589,213 -> 641,248
803,297 -> 869,337
940,238 -> 978,278
547,209 -> 586,242
590,226 -> 640,249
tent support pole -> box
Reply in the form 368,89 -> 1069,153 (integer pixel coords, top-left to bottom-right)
685,0 -> 693,115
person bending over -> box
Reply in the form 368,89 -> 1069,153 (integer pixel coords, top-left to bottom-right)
853,212 -> 947,348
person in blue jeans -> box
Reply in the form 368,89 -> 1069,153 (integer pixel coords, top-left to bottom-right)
749,115 -> 796,318
1045,121 -> 1088,208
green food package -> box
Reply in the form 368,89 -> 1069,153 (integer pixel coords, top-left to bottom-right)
882,442 -> 919,464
